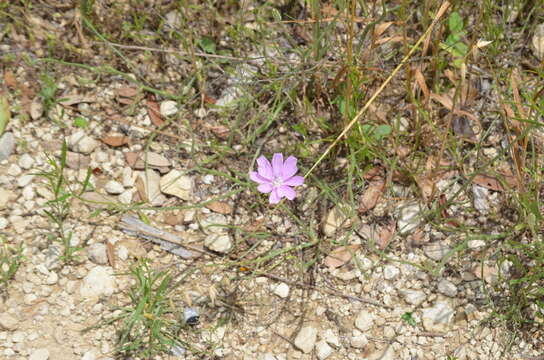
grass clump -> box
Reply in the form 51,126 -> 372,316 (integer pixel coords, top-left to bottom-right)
112,259 -> 186,358
0,236 -> 24,296
35,141 -> 90,264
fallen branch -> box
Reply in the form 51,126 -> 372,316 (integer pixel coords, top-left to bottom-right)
119,214 -> 208,259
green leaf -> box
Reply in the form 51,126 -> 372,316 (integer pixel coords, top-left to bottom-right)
198,36 -> 216,53
74,116 -> 88,128
0,94 -> 10,135
448,11 -> 464,34
374,124 -> 392,140
401,312 -> 417,327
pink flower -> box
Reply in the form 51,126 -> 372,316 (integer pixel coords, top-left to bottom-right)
250,153 -> 304,204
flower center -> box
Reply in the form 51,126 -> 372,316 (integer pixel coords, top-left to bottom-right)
272,177 -> 283,187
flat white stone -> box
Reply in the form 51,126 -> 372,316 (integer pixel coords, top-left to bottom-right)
350,331 -> 368,348
17,174 -> 33,187
0,188 -> 13,208
7,163 -> 21,176
383,265 -> 400,280
437,278 -> 457,297
160,170 -> 193,201
45,272 -> 58,285
80,266 -> 116,298
294,325 -> 317,354
424,243 -> 452,261
397,202 -> 421,234
272,283 -> 289,298
11,330 -> 25,342
29,348 -> 49,360
532,23 -> 544,60
422,301 -> 455,332
160,100 -> 178,116
468,240 -> 486,249
399,289 -> 427,306
68,130 -> 100,154
104,180 -> 124,195
0,132 -> 15,161
139,169 -> 163,205
87,243 -> 108,265
354,310 -> 374,332
322,329 -> 341,347
315,340 -> 333,360
204,233 -> 232,253
322,205 -> 351,237
18,154 -> 35,169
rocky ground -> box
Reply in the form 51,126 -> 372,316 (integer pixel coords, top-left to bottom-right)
1,1 -> 544,360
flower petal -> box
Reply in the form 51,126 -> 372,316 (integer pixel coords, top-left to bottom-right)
277,185 -> 296,200
269,188 -> 281,204
257,183 -> 273,193
250,171 -> 271,184
256,155 -> 273,180
271,153 -> 284,177
283,175 -> 304,186
281,156 -> 298,178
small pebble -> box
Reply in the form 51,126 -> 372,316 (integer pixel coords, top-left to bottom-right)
437,278 -> 458,297
0,132 -> 15,161
272,283 -> 290,298
160,100 -> 178,116
18,154 -> 35,169
29,348 -> 50,360
383,265 -> 400,280
294,325 -> 317,354
104,180 -> 124,195
355,310 -> 374,332
315,340 -> 333,360
17,174 -> 34,187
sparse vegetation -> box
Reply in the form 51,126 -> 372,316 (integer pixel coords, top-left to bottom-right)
0,0 -> 543,358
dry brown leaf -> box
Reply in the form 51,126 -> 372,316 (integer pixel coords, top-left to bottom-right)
146,94 -> 164,126
373,21 -> 394,39
374,36 -> 407,45
368,103 -> 388,122
102,135 -> 130,147
511,69 -> 526,119
135,175 -> 148,202
203,94 -> 217,104
495,165 -> 519,188
323,244 -> 360,269
430,92 -> 479,123
124,151 -> 171,169
208,125 -> 230,139
377,220 -> 396,249
164,213 -> 181,226
205,201 -> 233,215
115,87 -> 139,98
3,71 -> 17,88
430,92 -> 453,109
415,176 -> 435,200
106,241 -> 116,269
439,193 -> 460,227
363,166 -> 384,181
444,69 -> 457,84
358,180 -> 385,214
396,145 -> 411,159
411,228 -> 425,245
125,152 -> 139,168
425,156 -> 451,172
117,97 -> 136,105
473,174 -> 504,192
414,67 -> 430,100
